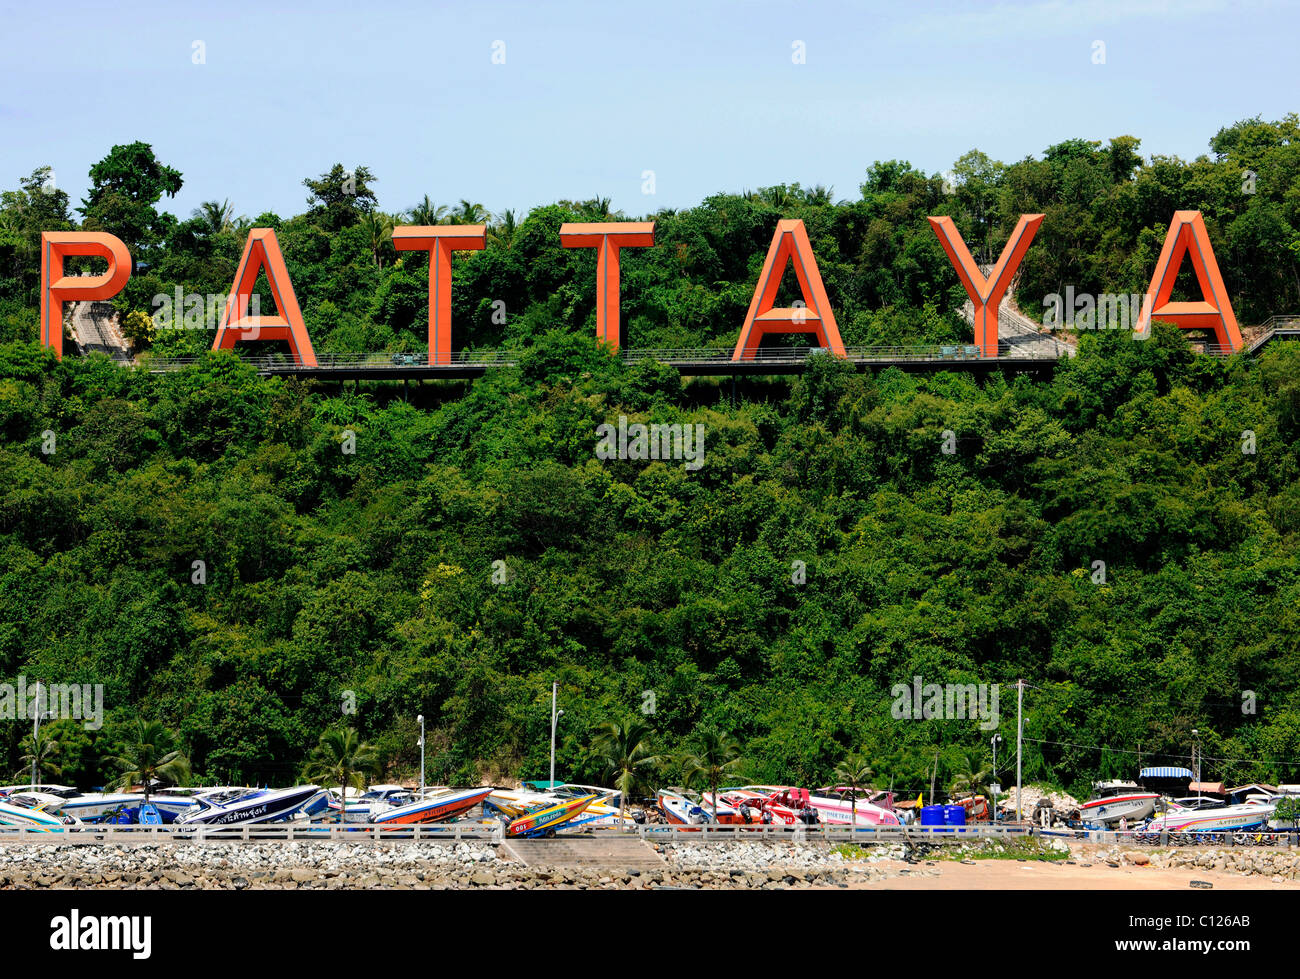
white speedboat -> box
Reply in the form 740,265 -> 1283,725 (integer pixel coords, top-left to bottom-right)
0,798 -> 72,831
810,786 -> 902,827
175,785 -> 324,826
326,785 -> 417,823
1146,800 -> 1274,833
1079,781 -> 1159,825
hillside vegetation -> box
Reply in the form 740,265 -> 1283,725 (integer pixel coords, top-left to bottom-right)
0,117 -> 1297,796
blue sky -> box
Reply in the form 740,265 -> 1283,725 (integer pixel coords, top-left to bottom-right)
0,0 -> 1293,222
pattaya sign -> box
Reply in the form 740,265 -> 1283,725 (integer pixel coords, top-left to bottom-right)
39,209 -> 1243,364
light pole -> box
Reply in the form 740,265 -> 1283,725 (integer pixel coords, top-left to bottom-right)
549,682 -> 564,785
1015,679 -> 1025,824
1192,728 -> 1201,806
31,679 -> 51,789
417,714 -> 425,797
991,733 -> 1003,824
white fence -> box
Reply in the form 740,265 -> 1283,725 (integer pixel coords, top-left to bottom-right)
2,822 -> 1294,846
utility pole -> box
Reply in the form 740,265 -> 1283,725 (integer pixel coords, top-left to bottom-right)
417,714 -> 425,798
31,679 -> 46,789
1192,729 -> 1201,806
1015,679 -> 1024,824
549,682 -> 564,785
991,733 -> 1003,824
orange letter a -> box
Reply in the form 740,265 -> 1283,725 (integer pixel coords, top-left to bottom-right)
732,219 -> 845,361
1134,210 -> 1242,352
212,229 -> 317,366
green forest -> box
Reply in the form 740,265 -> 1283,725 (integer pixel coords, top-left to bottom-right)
0,116 -> 1297,799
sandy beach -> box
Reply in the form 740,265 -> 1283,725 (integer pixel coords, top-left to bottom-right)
862,857 -> 1299,890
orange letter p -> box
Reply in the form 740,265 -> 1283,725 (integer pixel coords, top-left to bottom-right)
40,232 -> 132,359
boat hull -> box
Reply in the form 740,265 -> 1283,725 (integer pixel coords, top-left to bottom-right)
0,800 -> 67,831
176,786 -> 322,826
507,795 -> 597,838
1080,794 -> 1159,825
1146,805 -> 1274,833
372,787 -> 493,825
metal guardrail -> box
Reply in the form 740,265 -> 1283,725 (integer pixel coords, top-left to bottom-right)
2,821 -> 1292,846
142,343 -> 1069,375
634,823 -> 1035,842
0,822 -> 505,844
0,822 -> 1026,845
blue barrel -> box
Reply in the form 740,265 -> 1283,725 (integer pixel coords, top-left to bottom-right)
944,805 -> 967,831
920,804 -> 946,828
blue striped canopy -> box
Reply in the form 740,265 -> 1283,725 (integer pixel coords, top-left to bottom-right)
1140,767 -> 1193,779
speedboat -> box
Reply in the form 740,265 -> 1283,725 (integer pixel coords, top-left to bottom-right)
657,789 -> 716,825
487,786 -> 633,831
1079,781 -> 1159,825
506,794 -> 598,838
810,786 -> 902,827
372,786 -> 494,825
486,787 -> 556,819
175,785 -> 324,826
0,797 -> 78,831
33,791 -> 140,823
551,783 -> 622,808
336,785 -> 417,821
1145,800 -> 1275,833
733,786 -> 822,825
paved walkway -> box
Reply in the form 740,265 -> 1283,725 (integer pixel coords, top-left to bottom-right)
502,836 -> 667,870
71,300 -> 133,363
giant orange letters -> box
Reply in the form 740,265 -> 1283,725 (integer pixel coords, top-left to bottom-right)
1134,210 -> 1242,352
212,228 -> 317,366
393,225 -> 486,365
40,232 -> 132,359
559,222 -> 654,350
929,214 -> 1043,359
732,219 -> 845,360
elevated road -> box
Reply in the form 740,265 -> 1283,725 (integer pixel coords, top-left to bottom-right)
135,315 -> 1295,380
145,343 -> 1068,379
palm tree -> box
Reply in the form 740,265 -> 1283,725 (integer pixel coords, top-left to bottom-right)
948,746 -> 993,805
804,184 -> 835,206
488,208 -> 518,249
579,196 -> 615,220
194,199 -> 234,235
592,720 -> 663,820
102,719 -> 191,804
361,210 -> 396,269
833,752 -> 875,826
760,185 -> 790,209
408,195 -> 447,226
16,726 -> 61,783
454,199 -> 488,224
681,729 -> 743,823
301,727 -> 379,822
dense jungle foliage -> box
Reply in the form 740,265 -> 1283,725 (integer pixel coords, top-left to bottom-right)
0,116 -> 1297,798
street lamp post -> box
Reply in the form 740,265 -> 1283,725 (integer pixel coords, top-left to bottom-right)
31,679 -> 50,789
549,682 -> 564,785
991,733 -> 1003,824
417,714 -> 425,798
1192,728 -> 1201,806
